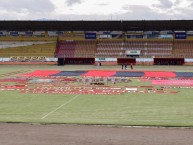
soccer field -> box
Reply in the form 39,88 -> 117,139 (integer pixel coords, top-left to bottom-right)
0,64 -> 193,127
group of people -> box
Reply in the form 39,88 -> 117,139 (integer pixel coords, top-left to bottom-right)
121,63 -> 133,70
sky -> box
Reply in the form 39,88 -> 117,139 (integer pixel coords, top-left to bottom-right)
0,0 -> 193,20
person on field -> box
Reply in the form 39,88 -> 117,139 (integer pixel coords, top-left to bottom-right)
125,63 -> 127,70
130,63 -> 133,69
121,64 -> 124,70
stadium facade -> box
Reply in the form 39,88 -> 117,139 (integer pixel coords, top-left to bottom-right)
0,20 -> 193,65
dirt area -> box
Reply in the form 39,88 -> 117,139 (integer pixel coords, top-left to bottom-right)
0,123 -> 193,145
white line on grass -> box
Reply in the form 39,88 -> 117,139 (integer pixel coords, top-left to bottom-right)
41,94 -> 80,119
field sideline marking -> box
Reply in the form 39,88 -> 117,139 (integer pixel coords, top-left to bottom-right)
41,94 -> 80,119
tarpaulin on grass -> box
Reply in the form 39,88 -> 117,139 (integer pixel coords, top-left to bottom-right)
22,70 -> 60,77
175,72 -> 193,78
152,80 -> 193,86
82,70 -> 116,77
21,70 -> 193,78
114,71 -> 145,77
144,71 -> 176,78
52,71 -> 88,76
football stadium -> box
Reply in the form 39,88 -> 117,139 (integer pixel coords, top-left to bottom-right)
1,20 -> 193,144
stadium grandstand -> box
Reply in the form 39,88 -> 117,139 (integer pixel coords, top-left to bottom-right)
1,20 -> 193,65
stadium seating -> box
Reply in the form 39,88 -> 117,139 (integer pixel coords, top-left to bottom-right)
173,40 -> 193,58
2,36 -> 193,59
55,41 -> 76,58
0,36 -> 57,41
55,39 -> 193,58
74,40 -> 96,58
55,40 -> 96,58
125,40 -> 173,57
0,42 -> 56,57
96,40 -> 124,57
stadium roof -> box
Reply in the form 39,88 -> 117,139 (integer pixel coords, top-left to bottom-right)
0,20 -> 193,31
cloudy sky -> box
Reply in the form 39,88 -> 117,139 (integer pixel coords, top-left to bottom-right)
0,0 -> 193,20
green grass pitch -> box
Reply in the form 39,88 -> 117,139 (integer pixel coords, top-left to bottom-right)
0,64 -> 193,127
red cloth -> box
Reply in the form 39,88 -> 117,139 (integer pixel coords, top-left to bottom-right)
82,70 -> 116,77
144,71 -> 176,78
22,70 -> 60,77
